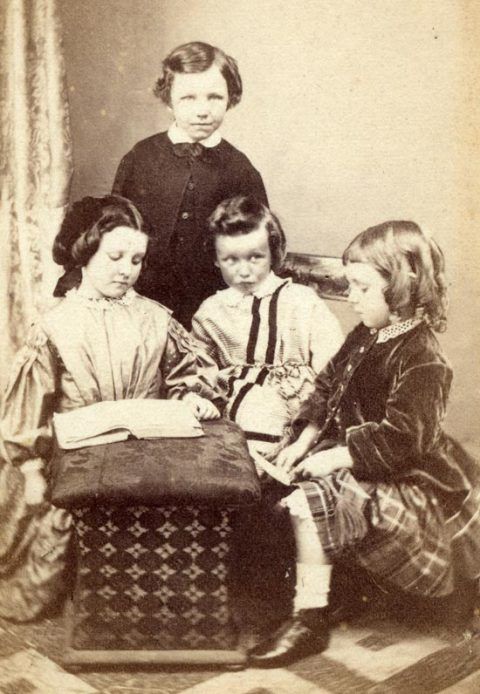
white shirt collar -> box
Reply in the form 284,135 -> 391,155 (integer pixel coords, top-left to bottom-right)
167,122 -> 222,148
220,273 -> 291,307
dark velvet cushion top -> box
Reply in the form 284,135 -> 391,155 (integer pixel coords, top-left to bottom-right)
49,419 -> 260,509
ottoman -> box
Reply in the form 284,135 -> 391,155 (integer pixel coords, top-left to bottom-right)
50,419 -> 260,665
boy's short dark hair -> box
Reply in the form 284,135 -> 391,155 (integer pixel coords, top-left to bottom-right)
207,195 -> 287,271
154,41 -> 242,109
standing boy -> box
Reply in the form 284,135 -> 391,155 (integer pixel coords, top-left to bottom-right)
113,41 -> 268,327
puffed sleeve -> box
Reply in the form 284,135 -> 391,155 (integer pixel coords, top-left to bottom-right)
160,317 -> 223,404
191,305 -> 219,362
0,325 -> 58,469
347,357 -> 452,481
308,296 -> 344,374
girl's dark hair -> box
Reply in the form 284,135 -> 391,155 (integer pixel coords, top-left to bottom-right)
53,195 -> 146,270
343,220 -> 448,332
153,41 -> 242,109
207,195 -> 287,271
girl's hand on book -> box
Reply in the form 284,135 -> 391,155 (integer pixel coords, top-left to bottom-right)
183,393 -> 220,421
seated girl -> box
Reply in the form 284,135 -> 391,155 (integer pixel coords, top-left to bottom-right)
0,195 -> 220,621
191,195 -> 343,461
248,220 -> 480,667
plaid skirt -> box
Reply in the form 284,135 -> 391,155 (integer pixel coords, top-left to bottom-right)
299,468 -> 480,597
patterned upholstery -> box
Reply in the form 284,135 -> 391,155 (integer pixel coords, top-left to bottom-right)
51,420 -> 259,509
69,505 -> 237,651
52,420 -> 259,658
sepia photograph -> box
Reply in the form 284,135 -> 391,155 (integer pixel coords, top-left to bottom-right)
1,0 -> 479,691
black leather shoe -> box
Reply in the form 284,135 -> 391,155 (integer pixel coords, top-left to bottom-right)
248,608 -> 330,668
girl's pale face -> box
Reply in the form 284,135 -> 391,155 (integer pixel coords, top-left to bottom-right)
215,225 -> 272,294
81,226 -> 148,299
345,262 -> 391,329
169,64 -> 229,142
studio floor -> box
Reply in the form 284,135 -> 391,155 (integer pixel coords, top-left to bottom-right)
1,592 -> 480,694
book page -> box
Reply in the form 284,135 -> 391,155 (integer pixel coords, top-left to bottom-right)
53,399 -> 203,449
250,450 -> 292,486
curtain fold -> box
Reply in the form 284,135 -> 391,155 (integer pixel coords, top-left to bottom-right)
0,0 -> 72,388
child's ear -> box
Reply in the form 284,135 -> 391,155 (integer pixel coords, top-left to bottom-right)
214,259 -> 220,268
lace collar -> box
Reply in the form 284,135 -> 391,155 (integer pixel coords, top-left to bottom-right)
373,317 -> 423,343
220,273 -> 291,307
65,287 -> 137,309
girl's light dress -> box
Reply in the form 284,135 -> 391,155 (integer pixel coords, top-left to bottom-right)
192,272 -> 344,456
290,319 -> 480,596
0,289 -> 218,620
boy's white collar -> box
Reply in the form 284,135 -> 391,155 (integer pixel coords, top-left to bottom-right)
220,272 -> 291,306
167,122 -> 221,148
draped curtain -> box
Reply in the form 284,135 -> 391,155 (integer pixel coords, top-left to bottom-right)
0,0 -> 72,390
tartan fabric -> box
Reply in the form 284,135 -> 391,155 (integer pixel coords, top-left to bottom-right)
69,505 -> 237,650
449,482 -> 480,578
300,469 -> 371,554
300,469 -> 460,597
357,481 -> 454,596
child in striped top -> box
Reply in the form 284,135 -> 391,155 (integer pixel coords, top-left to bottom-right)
191,195 -> 343,462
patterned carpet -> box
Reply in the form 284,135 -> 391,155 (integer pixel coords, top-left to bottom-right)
1,595 -> 479,694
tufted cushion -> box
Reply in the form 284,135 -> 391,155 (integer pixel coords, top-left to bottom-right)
50,419 -> 260,509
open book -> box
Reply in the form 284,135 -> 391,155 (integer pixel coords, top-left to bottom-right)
250,450 -> 292,486
53,399 -> 204,450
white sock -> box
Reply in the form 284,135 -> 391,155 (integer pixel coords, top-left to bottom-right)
294,562 -> 332,611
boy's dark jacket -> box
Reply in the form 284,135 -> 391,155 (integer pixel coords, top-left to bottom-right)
293,322 -> 478,500
112,132 -> 268,316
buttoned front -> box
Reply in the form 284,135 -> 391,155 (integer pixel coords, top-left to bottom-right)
112,131 -> 268,326
293,321 -> 473,496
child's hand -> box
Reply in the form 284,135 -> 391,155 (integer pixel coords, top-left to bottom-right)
263,442 -> 284,462
276,441 -> 310,474
183,393 -> 220,420
292,446 -> 353,481
23,469 -> 47,506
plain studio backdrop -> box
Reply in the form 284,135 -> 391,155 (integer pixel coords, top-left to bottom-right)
58,0 -> 479,452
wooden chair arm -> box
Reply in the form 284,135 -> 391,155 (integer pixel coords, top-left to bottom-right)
280,252 -> 349,301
